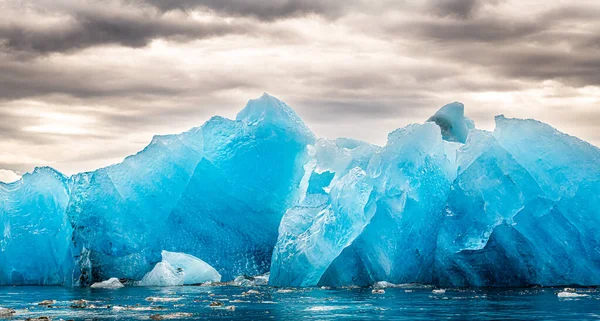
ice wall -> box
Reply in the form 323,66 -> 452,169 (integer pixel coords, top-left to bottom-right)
0,167 -> 75,285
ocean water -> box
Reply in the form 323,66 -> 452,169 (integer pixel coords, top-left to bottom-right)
0,285 -> 599,320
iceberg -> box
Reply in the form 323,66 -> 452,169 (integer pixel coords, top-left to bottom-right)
1,93 -> 599,288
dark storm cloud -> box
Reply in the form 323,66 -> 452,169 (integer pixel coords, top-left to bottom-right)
0,55 -> 256,100
0,60 -> 181,100
378,3 -> 600,87
135,0 -> 360,20
0,6 -> 251,55
430,0 -> 482,19
411,17 -> 539,43
478,49 -> 600,87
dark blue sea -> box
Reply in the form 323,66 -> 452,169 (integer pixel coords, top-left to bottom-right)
1,285 -> 599,320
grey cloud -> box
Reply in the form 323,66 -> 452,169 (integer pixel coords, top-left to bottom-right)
0,2 -> 253,55
407,17 -> 539,44
429,0 -> 504,19
377,4 -> 600,87
430,0 -> 482,19
490,50 -> 600,87
0,109 -> 61,145
135,0 -> 360,20
0,56 -> 256,100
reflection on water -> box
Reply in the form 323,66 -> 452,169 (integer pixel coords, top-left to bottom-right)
0,285 -> 598,320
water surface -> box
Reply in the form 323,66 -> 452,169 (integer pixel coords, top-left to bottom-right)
0,286 -> 599,320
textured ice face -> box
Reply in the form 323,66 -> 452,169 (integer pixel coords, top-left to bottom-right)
0,167 -> 75,285
66,93 -> 314,284
270,138 -> 379,286
434,130 -> 548,286
159,94 -> 315,280
271,122 -> 457,286
318,123 -> 457,286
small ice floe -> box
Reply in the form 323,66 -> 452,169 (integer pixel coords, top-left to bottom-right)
320,286 -> 332,290
112,305 -> 165,311
0,307 -> 15,317
305,306 -> 348,312
432,289 -> 446,294
372,281 -> 431,289
557,290 -> 588,298
276,289 -> 294,293
90,277 -> 124,289
37,300 -> 56,306
149,312 -> 193,320
372,281 -> 397,289
145,297 -> 182,302
372,289 -> 385,294
70,299 -> 89,309
242,289 -> 260,296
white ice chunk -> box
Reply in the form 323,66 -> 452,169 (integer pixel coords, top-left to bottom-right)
161,250 -> 221,284
138,262 -> 184,286
557,291 -> 588,298
90,277 -> 124,289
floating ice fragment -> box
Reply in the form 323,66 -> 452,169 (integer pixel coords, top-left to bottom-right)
90,277 -> 124,289
161,251 -> 221,284
139,262 -> 184,286
557,291 -> 588,298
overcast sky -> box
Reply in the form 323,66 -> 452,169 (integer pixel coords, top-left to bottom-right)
0,0 -> 599,182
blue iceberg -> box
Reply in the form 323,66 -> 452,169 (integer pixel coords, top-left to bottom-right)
1,93 -> 599,288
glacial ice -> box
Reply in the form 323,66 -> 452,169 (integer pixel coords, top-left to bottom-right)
90,277 -> 124,289
426,102 -> 474,143
138,261 -> 184,286
138,251 -> 221,287
1,93 -> 599,288
67,93 -> 314,283
161,251 -> 221,285
0,167 -> 75,286
310,123 -> 458,286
